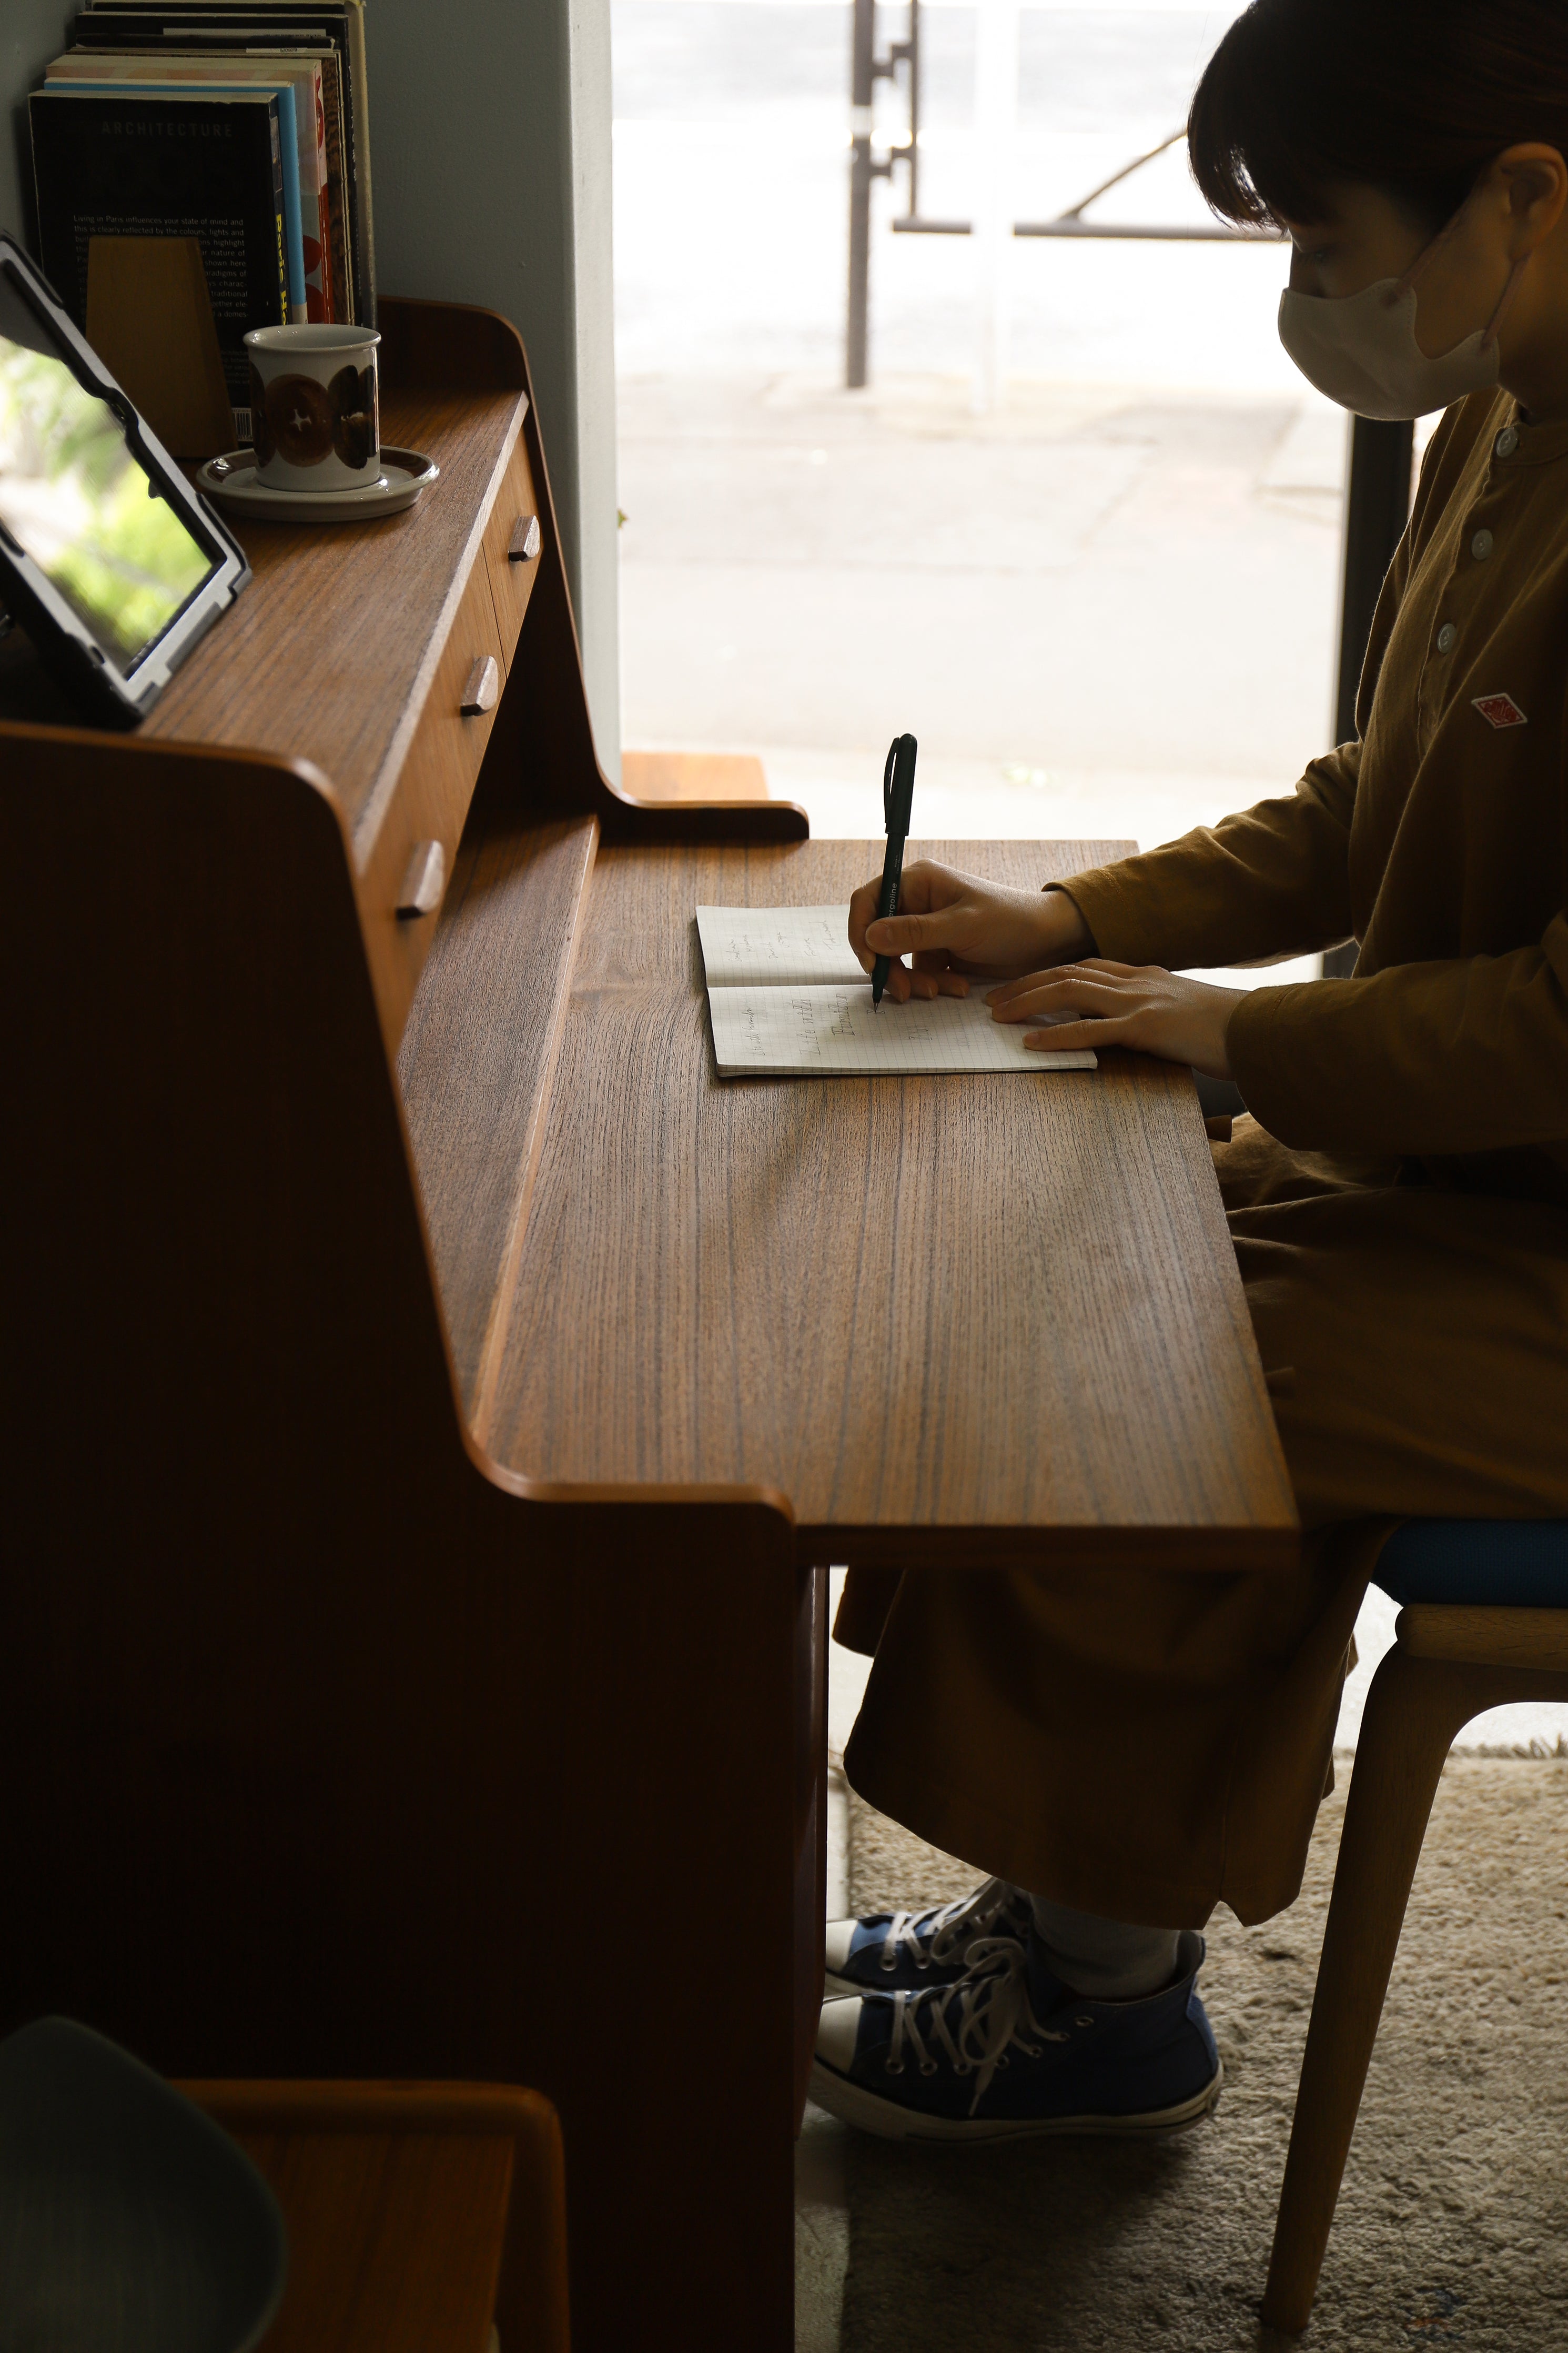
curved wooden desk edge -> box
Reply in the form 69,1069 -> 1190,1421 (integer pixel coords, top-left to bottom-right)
379,295 -> 807,849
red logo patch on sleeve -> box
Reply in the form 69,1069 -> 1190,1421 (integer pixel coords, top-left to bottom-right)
1472,692 -> 1529,728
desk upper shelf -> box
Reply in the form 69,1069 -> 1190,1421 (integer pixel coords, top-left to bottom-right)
144,376 -> 528,862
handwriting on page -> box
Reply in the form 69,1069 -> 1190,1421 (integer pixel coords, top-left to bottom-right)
707,980 -> 1097,1076
696,903 -> 864,989
696,903 -> 1097,1076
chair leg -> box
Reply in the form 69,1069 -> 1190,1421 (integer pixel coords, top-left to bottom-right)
794,1563 -> 829,2131
1260,1647 -> 1520,2333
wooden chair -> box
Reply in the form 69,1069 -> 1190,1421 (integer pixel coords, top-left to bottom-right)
1263,1520 -> 1568,2332
183,2082 -> 570,2353
0,2023 -> 565,2352
0,2016 -> 287,2353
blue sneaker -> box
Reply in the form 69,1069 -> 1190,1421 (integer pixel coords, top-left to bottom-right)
810,1930 -> 1222,2143
824,1878 -> 1031,2000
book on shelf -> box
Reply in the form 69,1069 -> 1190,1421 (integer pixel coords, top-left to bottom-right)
43,70 -> 307,325
47,49 -> 335,321
66,22 -> 352,327
29,85 -> 288,443
70,3 -> 373,327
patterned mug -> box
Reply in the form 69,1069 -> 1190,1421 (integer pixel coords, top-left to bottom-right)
243,324 -> 381,492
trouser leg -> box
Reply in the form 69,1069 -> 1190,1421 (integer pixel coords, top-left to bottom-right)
834,1563 -> 901,1658
841,1523 -> 1381,1930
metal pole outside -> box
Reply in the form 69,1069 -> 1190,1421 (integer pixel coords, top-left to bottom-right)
1323,414 -> 1414,976
847,0 -> 876,388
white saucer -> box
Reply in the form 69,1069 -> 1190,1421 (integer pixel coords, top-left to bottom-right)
195,446 -> 439,522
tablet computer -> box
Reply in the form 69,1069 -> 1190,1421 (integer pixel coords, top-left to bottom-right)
0,234 -> 249,729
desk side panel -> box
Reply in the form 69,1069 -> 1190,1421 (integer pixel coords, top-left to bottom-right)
2,726 -> 807,2353
491,346 -> 810,846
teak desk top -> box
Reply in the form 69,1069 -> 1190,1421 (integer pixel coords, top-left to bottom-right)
410,829 -> 1298,1572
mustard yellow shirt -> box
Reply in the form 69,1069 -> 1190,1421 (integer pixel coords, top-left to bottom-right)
1063,386 -> 1568,1200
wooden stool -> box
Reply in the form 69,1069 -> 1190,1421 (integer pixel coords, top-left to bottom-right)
181,2083 -> 570,2353
1263,1571 -> 1568,2332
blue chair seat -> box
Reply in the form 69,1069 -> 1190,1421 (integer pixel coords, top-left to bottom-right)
1373,1519 -> 1568,1608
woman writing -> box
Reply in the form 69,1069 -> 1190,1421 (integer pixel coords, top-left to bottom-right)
811,0 -> 1568,2142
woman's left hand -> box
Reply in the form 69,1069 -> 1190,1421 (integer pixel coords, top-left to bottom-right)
986,960 -> 1243,1079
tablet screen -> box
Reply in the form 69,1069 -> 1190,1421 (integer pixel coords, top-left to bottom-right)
0,271 -> 214,671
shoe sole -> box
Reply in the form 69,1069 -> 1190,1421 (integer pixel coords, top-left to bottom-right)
807,2056 -> 1223,2144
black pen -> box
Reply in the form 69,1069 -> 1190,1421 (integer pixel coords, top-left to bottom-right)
871,732 -> 918,1012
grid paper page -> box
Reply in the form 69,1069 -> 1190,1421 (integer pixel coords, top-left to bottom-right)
696,903 -> 865,989
708,982 -> 1098,1077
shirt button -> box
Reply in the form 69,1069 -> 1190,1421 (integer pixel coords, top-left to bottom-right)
1471,528 -> 1495,560
1495,425 -> 1520,457
1437,622 -> 1458,653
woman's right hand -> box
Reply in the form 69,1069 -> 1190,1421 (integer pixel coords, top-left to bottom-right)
847,860 -> 1096,1002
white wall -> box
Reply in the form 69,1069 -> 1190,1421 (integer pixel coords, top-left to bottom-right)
365,0 -> 623,782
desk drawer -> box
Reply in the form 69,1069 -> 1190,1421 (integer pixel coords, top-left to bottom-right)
359,556 -> 507,1051
482,429 -> 543,669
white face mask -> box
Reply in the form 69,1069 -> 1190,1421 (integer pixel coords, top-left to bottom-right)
1277,200 -> 1524,420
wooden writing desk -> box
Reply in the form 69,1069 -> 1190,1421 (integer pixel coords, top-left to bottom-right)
3,299 -> 1294,2353
403,836 -> 1295,1568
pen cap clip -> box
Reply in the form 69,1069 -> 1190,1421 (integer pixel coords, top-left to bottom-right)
884,732 -> 918,835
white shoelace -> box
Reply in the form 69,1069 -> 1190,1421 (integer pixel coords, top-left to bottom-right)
883,1936 -> 1079,2116
876,1877 -> 1024,1977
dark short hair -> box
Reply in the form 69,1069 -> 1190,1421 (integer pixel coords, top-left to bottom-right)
1188,0 -> 1568,233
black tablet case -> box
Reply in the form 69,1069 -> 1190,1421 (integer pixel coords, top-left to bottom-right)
0,233 -> 250,726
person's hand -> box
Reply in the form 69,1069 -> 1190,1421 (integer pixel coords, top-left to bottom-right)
847,860 -> 1095,1003
986,961 -> 1242,1079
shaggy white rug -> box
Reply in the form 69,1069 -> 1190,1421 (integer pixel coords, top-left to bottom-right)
818,1758 -> 1567,2351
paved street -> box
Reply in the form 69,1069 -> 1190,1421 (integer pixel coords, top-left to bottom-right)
618,365 -> 1346,864
613,0 -> 1346,872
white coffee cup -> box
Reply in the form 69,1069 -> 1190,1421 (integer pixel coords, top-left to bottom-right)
244,324 -> 381,492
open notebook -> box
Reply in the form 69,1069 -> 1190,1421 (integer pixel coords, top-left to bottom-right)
696,905 -> 1098,1078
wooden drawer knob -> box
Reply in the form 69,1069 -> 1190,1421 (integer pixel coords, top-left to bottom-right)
397,838 -> 447,918
461,655 -> 499,717
507,512 -> 541,563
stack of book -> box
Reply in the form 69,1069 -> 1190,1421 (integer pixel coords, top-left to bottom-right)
29,1 -> 375,446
